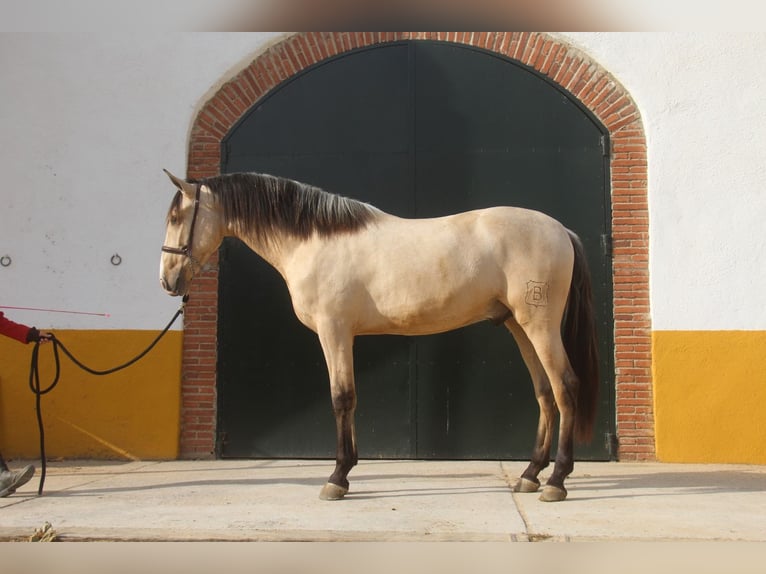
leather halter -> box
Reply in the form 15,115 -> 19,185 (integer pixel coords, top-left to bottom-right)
161,183 -> 202,269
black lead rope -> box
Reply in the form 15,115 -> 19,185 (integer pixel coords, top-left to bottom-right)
28,300 -> 186,495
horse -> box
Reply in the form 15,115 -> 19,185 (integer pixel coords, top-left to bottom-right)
159,169 -> 599,502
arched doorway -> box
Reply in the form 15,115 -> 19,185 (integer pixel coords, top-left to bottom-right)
182,33 -> 651,462
217,40 -> 612,459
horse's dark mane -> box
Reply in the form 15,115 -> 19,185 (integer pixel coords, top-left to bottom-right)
197,172 -> 378,242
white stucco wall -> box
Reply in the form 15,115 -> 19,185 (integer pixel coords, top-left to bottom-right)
567,32 -> 766,331
1,33 -> 284,330
1,32 -> 764,331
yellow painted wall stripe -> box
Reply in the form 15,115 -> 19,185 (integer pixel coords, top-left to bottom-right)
0,330 -> 182,460
653,330 -> 766,464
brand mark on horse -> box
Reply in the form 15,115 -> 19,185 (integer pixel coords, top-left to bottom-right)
525,281 -> 549,307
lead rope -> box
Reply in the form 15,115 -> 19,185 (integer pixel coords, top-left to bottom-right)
28,298 -> 186,495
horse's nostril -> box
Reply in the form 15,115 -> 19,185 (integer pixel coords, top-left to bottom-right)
161,276 -> 177,295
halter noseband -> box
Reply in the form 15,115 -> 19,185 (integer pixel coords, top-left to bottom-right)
162,183 -> 202,270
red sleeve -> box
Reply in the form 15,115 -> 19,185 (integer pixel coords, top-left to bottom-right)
0,311 -> 32,344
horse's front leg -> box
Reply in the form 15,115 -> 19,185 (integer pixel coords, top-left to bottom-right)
317,324 -> 358,501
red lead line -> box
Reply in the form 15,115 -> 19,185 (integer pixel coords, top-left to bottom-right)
0,305 -> 110,317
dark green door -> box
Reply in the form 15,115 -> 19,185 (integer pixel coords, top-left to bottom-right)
217,41 -> 614,460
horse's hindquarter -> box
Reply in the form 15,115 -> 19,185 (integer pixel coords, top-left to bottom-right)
283,208 -> 573,336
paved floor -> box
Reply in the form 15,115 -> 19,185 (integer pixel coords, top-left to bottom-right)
1,459 -> 765,542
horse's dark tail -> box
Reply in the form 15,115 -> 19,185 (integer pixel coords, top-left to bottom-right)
563,230 -> 600,444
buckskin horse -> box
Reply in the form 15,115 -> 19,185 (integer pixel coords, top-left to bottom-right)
159,170 -> 599,502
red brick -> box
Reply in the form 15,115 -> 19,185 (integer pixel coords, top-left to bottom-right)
512,32 -> 528,60
522,33 -> 542,65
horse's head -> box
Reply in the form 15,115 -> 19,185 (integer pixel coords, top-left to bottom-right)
160,170 -> 223,297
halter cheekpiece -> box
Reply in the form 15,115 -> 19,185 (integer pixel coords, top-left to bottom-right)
161,183 -> 202,268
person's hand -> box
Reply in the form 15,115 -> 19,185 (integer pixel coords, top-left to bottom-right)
27,329 -> 53,344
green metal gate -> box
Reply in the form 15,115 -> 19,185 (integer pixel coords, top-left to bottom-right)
217,41 -> 614,460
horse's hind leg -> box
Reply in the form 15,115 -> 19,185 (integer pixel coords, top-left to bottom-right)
506,318 -> 556,494
523,325 -> 579,502
317,324 -> 358,501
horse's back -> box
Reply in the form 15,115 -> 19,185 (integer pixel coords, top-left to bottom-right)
470,206 -> 572,254
368,206 -> 570,283
437,206 -> 573,279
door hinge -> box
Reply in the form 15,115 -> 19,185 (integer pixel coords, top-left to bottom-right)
600,233 -> 613,258
600,135 -> 610,158
222,142 -> 230,167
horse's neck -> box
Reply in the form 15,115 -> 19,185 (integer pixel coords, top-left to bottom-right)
233,228 -> 296,276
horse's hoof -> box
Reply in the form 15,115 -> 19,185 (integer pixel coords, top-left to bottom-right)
319,482 -> 348,500
513,477 -> 540,493
539,485 -> 567,502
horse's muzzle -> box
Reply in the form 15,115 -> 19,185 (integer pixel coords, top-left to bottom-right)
160,275 -> 185,297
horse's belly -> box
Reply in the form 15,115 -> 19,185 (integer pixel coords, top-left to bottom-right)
356,286 -> 503,336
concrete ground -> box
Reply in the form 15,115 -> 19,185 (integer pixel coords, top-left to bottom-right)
1,459 -> 765,542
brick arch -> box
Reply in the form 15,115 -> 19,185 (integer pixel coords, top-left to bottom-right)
181,32 -> 652,461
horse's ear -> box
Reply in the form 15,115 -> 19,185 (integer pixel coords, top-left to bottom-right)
163,169 -> 197,198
